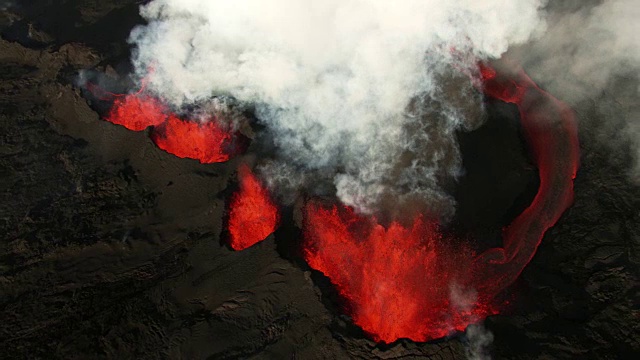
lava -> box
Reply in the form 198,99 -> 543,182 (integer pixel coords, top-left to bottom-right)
301,64 -> 580,343
88,77 -> 242,163
150,115 -> 237,164
303,202 -> 496,343
227,164 -> 280,250
105,94 -> 167,131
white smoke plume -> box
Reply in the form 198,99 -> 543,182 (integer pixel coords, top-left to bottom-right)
128,0 -> 547,214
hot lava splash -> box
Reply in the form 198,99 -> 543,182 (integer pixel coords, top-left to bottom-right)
106,95 -> 167,131
227,164 -> 280,251
301,64 -> 580,343
303,203 -> 496,342
150,115 -> 236,164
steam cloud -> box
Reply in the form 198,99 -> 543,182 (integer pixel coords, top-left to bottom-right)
127,0 -> 546,215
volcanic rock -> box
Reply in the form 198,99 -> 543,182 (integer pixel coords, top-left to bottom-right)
1,1 -> 638,359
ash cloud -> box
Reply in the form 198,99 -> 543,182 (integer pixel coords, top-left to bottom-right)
128,0 -> 547,215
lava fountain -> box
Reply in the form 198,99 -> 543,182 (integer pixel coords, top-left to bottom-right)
106,94 -> 167,131
227,164 -> 280,251
303,202 -> 496,342
86,81 -> 243,163
149,115 -> 237,164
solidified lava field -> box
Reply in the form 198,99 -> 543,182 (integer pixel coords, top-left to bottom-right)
1,1 -> 639,359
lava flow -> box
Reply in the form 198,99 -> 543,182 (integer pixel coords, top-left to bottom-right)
227,164 -> 280,251
301,64 -> 580,343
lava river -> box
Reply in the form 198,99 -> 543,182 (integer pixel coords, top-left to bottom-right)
301,64 -> 580,343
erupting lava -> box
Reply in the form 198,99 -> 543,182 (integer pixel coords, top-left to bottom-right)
301,64 -> 580,343
150,115 -> 236,164
106,95 -> 167,131
227,164 -> 280,251
91,81 -> 241,163
303,203 -> 496,342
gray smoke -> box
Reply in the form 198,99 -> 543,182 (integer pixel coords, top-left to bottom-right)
465,323 -> 494,360
127,0 -> 547,215
511,0 -> 640,181
450,284 -> 494,360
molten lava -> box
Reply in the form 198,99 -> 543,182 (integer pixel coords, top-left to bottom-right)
301,64 -> 580,343
150,115 -> 236,164
303,202 -> 496,342
88,78 -> 242,163
105,95 -> 167,131
227,164 -> 280,250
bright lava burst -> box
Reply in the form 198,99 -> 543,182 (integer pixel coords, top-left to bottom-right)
96,86 -> 239,163
106,94 -> 167,131
150,115 -> 235,164
303,202 -> 496,342
227,164 -> 280,251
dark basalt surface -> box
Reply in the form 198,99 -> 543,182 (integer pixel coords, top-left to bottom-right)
1,1 -> 639,359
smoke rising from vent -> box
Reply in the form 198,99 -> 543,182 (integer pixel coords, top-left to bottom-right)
450,285 -> 494,359
128,0 -> 546,214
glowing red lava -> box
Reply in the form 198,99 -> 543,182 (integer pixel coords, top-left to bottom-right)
90,79 -> 241,163
105,95 -> 167,131
303,203 -> 496,342
150,115 -> 236,164
227,164 -> 280,250
301,64 -> 580,343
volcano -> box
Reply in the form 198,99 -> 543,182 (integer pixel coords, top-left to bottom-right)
85,61 -> 579,344
2,1 -> 639,359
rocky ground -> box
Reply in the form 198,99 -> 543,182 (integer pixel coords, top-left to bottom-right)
1,1 -> 638,359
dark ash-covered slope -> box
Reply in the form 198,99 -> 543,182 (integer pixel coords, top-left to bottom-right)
1,1 -> 638,359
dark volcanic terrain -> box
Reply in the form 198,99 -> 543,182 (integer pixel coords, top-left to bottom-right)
1,1 -> 639,359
